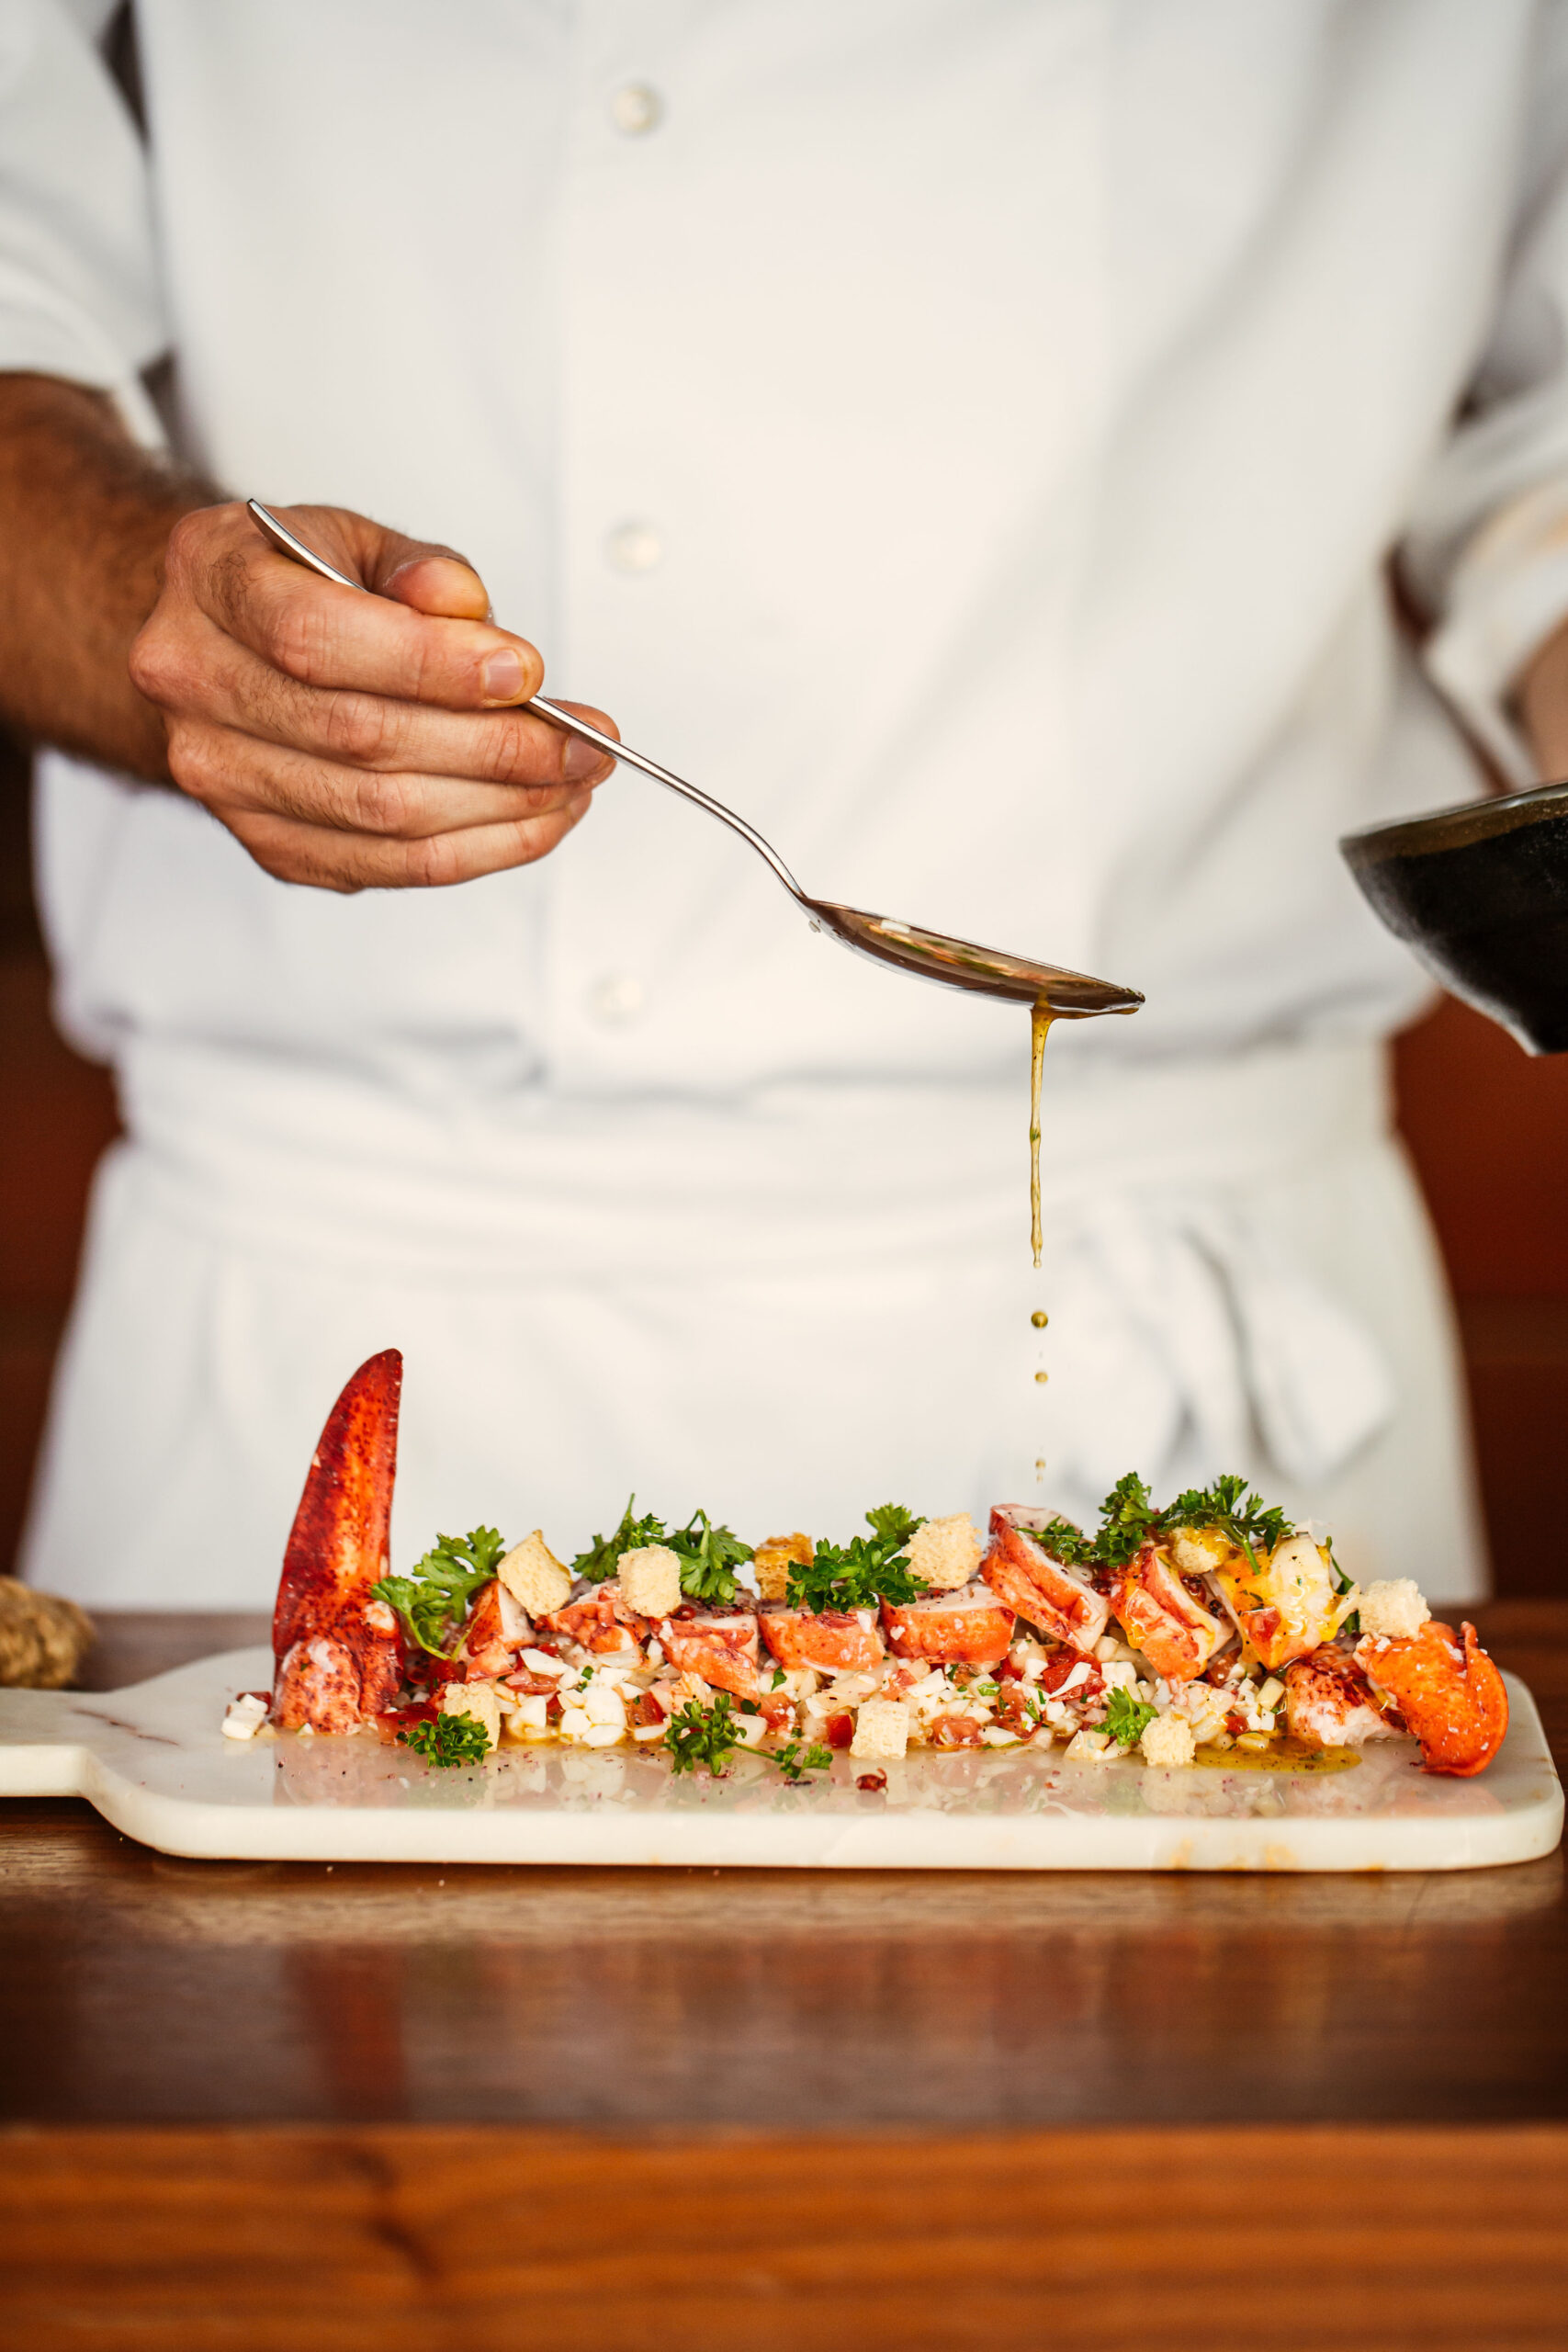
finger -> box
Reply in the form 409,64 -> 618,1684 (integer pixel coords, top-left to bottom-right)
270,504 -> 494,622
175,502 -> 546,710
171,722 -> 595,840
162,619 -> 618,788
221,795 -> 595,893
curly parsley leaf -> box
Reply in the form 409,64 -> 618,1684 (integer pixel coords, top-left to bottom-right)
397,1710 -> 490,1768
785,1503 -> 930,1613
787,1537 -> 929,1613
373,1526 -> 505,1659
774,1736 -> 833,1784
864,1502 -> 924,1554
1092,1473 -> 1161,1570
1036,1514 -> 1097,1566
1103,1686 -> 1157,1747
572,1494 -> 667,1585
1159,1474 -> 1292,1571
664,1689 -> 747,1778
667,1510 -> 753,1607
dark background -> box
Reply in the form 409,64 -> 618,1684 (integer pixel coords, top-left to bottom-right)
4,729 -> 1567,1596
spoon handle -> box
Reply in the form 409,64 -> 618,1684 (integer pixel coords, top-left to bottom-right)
245,501 -> 806,901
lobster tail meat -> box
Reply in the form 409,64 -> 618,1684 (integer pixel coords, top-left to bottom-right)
980,1506 -> 1110,1653
761,1605 -> 886,1675
881,1587 -> 1016,1668
1105,1540 -> 1227,1685
658,1610 -> 761,1701
1355,1619 -> 1508,1777
272,1349 -> 404,1733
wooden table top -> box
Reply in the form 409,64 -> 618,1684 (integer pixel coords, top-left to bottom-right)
3,1600 -> 1563,2132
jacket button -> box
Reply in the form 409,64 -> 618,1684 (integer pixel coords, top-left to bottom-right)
587,974 -> 645,1023
609,83 -> 662,135
605,522 -> 663,573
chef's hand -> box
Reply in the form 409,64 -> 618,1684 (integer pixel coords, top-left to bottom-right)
128,498 -> 618,890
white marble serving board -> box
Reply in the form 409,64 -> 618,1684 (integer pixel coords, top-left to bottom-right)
0,1646 -> 1560,1871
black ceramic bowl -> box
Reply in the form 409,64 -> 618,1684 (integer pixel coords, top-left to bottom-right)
1341,778 -> 1568,1054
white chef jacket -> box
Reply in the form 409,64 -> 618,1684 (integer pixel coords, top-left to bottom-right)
9,0 -> 1568,1607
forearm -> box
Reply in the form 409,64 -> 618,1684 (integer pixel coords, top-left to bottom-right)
0,373 -> 220,780
1517,613 -> 1568,785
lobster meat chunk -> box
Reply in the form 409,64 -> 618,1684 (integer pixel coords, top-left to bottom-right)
1105,1541 -> 1226,1684
272,1349 -> 403,1733
1186,1527 -> 1354,1673
1355,1620 -> 1508,1778
761,1605 -> 885,1675
1284,1645 -> 1399,1749
881,1585 -> 1015,1668
980,1507 -> 1110,1653
453,1577 -> 531,1679
659,1610 -> 761,1702
538,1584 -> 649,1656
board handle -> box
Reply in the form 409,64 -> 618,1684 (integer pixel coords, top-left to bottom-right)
0,1687 -> 89,1795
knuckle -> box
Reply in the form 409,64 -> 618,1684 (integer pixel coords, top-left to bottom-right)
321,689 -> 399,768
349,768 -> 416,835
164,723 -> 226,804
127,622 -> 171,705
265,594 -> 337,684
402,831 -> 462,888
163,507 -> 209,580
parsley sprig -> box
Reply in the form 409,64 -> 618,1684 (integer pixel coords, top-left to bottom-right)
1034,1475 -> 1157,1570
1103,1687 -> 1157,1747
661,1691 -> 834,1783
669,1510 -> 754,1605
373,1527 -> 506,1659
397,1710 -> 490,1768
1161,1474 -> 1291,1570
573,1495 -> 753,1607
774,1736 -> 833,1783
1034,1471 -> 1296,1578
785,1504 -> 928,1613
664,1690 -> 747,1777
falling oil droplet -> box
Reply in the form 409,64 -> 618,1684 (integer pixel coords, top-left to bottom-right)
1031,1310 -> 1049,1329
1034,1370 -> 1049,1385
1029,1001 -> 1053,1270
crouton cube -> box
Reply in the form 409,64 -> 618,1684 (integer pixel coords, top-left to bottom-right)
753,1532 -> 813,1602
1140,1711 -> 1195,1768
617,1544 -> 683,1618
440,1679 -> 501,1751
1356,1578 -> 1430,1642
497,1529 -> 572,1617
851,1699 -> 910,1761
907,1513 -> 981,1592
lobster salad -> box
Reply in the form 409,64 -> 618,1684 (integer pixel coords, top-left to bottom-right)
225,1350 -> 1508,1781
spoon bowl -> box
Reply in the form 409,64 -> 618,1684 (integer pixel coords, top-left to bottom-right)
246,500 -> 1144,1020
810,902 -> 1143,1014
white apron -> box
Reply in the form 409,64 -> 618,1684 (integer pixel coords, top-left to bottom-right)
23,1022 -> 1483,1607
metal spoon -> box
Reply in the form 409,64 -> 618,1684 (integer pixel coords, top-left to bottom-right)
246,500 -> 1143,1017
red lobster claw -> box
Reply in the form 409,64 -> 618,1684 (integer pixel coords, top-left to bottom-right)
271,1349 -> 403,1732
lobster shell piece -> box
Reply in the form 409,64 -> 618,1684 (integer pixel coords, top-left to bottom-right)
272,1349 -> 403,1733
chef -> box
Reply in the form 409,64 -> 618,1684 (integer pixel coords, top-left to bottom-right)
6,1 -> 1568,1608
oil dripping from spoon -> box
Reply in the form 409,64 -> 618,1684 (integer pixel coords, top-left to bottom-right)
1029,1004 -> 1054,1491
1028,1000 -> 1053,1271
